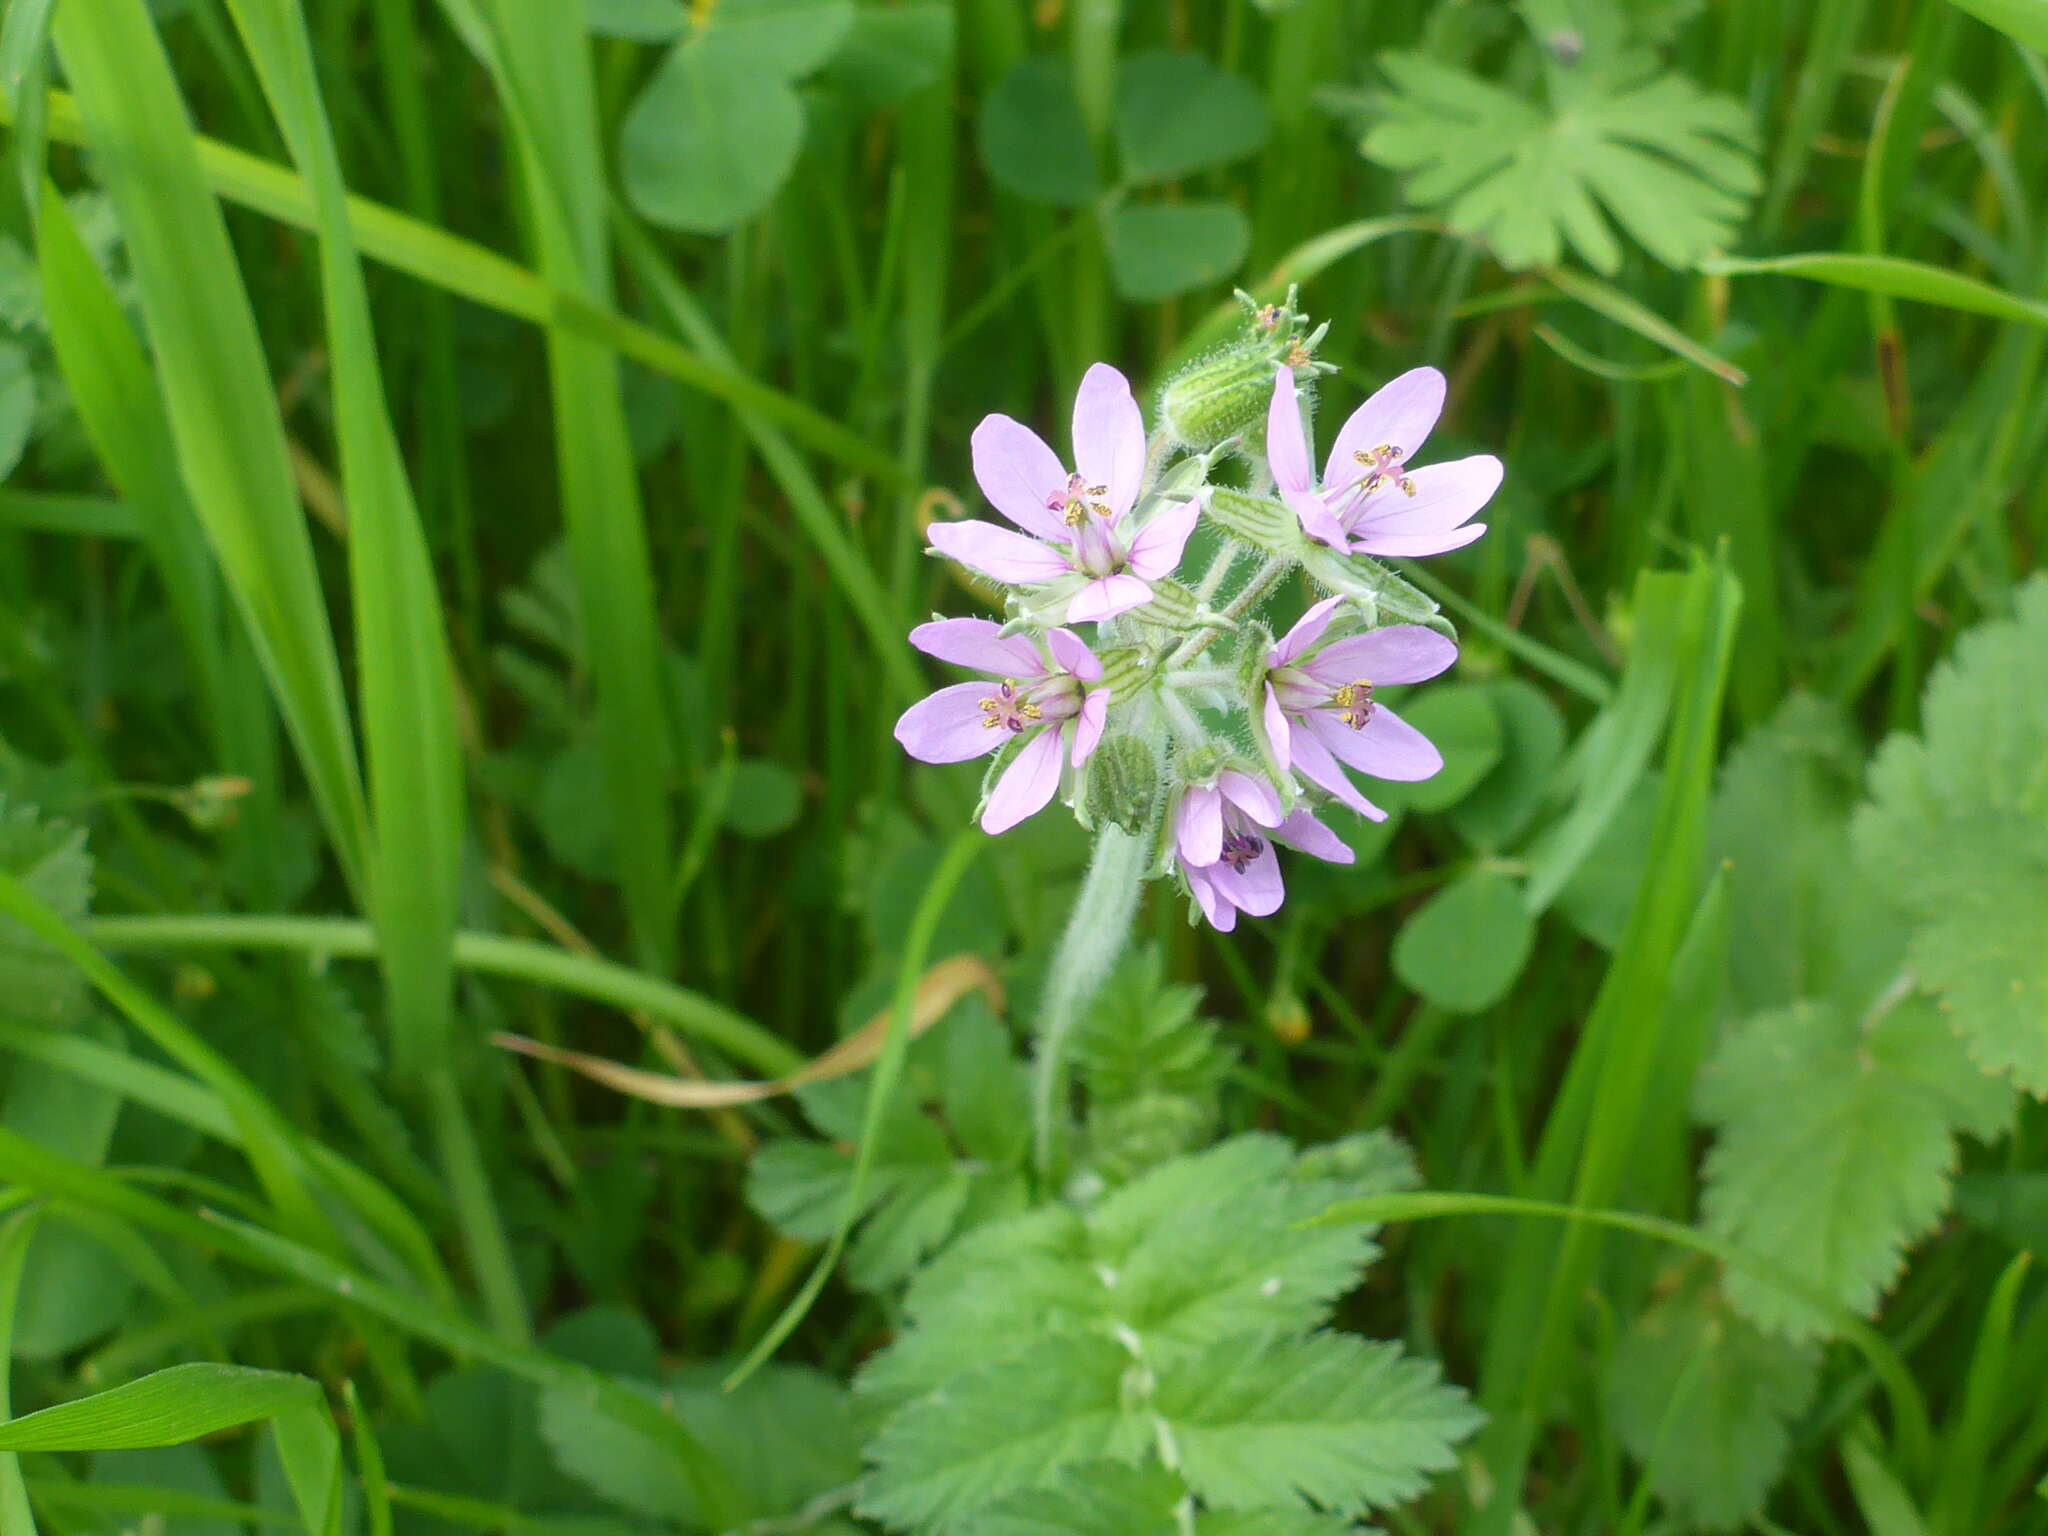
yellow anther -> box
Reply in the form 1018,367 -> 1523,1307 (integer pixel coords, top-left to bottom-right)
1332,679 -> 1375,729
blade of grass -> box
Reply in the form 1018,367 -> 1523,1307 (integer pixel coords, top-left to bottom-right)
0,84 -> 901,486
449,0 -> 675,971
220,0 -> 523,1344
83,912 -> 804,1075
49,0 -> 370,895
222,0 -> 465,1082
0,1206 -> 44,1536
1700,251 -> 2048,327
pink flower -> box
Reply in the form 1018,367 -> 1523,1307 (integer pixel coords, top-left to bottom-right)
1267,365 -> 1500,557
1174,771 -> 1354,932
1260,596 -> 1457,822
931,363 -> 1199,623
893,618 -> 1109,834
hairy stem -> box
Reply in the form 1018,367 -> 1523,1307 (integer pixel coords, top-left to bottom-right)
1168,553 -> 1290,669
1031,824 -> 1148,1179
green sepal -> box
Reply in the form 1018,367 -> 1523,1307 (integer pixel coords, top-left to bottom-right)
1299,547 -> 1454,638
1206,487 -> 1307,561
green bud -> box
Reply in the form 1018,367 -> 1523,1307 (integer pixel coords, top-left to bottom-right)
1155,287 -> 1333,452
1082,734 -> 1158,835
1131,576 -> 1201,629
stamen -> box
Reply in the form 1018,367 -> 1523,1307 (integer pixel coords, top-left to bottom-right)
1220,831 -> 1265,874
1332,679 -> 1376,730
978,679 -> 1038,733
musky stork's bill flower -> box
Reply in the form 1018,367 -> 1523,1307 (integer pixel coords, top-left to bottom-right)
1268,365 -> 1500,558
1174,771 -> 1355,931
1261,596 -> 1457,821
893,618 -> 1108,834
932,363 -> 1199,622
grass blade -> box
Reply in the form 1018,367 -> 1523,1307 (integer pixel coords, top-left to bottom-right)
49,0 -> 370,894
1700,251 -> 2048,328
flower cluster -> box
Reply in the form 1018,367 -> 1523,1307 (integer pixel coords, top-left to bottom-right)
894,295 -> 1500,930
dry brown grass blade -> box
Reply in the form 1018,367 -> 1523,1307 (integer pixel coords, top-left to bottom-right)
492,954 -> 1005,1109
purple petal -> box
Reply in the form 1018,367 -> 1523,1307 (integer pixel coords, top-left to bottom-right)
894,681 -> 1008,764
1307,704 -> 1442,782
1283,485 -> 1349,549
1066,573 -> 1152,623
1044,627 -> 1103,682
1269,594 -> 1346,667
1210,841 -> 1284,917
1325,366 -> 1445,489
1273,809 -> 1355,866
1125,499 -> 1199,583
1219,769 -> 1283,827
971,415 -> 1072,542
908,617 -> 1045,677
1262,682 -> 1292,771
928,519 -> 1074,585
982,727 -> 1065,834
1185,864 -> 1234,932
1177,784 -> 1223,868
1070,689 -> 1109,766
1349,522 -> 1488,559
1071,363 -> 1146,518
1287,726 -> 1386,821
1303,625 -> 1458,687
1351,455 -> 1502,539
1265,367 -> 1314,494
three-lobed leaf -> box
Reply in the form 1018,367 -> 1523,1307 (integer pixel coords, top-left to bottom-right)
1113,49 -> 1269,185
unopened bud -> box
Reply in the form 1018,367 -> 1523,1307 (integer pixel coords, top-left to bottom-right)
1083,735 -> 1157,835
1156,287 -> 1333,453
1267,987 -> 1310,1045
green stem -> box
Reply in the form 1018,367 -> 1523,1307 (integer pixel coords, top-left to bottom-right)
83,914 -> 803,1077
1032,825 -> 1149,1178
425,1070 -> 528,1343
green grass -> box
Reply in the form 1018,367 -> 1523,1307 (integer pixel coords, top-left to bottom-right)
0,0 -> 2043,1532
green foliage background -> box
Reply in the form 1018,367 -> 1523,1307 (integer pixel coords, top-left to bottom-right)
0,0 -> 2044,1531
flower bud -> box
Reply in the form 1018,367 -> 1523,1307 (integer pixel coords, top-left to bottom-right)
1155,287 -> 1333,453
1082,734 -> 1158,835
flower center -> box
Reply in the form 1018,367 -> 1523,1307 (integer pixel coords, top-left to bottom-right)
1050,470 -> 1113,528
1071,511 -> 1127,577
1220,830 -> 1265,874
1352,444 -> 1417,498
1331,679 -> 1375,729
978,679 -> 1043,733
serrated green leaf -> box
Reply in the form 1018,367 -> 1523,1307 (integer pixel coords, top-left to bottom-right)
978,57 -> 1099,206
1104,202 -> 1249,301
1606,1269 -> 1820,1528
1714,695 -> 1903,1015
1113,50 -> 1268,184
1853,577 -> 2048,1091
965,1460 -> 1184,1536
859,1136 -> 1397,1406
1697,996 -> 2015,1338
859,1334 -> 1146,1534
1155,1332 -> 1481,1514
1392,871 -> 1535,1014
1364,47 -> 1757,273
